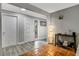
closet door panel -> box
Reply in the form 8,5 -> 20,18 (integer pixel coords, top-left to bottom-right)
24,16 -> 34,42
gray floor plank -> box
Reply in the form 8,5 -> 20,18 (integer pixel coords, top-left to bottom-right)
0,39 -> 46,56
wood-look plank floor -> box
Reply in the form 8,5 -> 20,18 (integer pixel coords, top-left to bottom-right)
21,44 -> 75,56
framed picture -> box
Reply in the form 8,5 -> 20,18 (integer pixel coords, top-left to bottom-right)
40,21 -> 47,26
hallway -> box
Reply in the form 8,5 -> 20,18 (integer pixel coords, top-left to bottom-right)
0,39 -> 47,56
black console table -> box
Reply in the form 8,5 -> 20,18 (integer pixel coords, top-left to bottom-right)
55,32 -> 77,53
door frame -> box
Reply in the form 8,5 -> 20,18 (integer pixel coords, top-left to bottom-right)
2,13 -> 18,47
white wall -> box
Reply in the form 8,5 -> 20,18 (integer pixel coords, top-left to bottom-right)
50,11 -> 65,34
50,5 -> 79,44
62,6 -> 79,33
51,5 -> 79,34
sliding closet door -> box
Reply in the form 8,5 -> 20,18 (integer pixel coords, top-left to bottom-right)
2,14 -> 17,48
24,16 -> 34,42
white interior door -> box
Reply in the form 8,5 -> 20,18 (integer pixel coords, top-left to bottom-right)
2,14 -> 17,48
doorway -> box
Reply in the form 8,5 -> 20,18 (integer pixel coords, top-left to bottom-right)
2,14 -> 17,48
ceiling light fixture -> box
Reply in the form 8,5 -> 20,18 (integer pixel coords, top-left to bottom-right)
21,8 -> 26,11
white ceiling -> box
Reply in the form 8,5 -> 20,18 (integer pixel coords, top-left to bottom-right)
30,3 -> 79,13
2,3 -> 47,19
